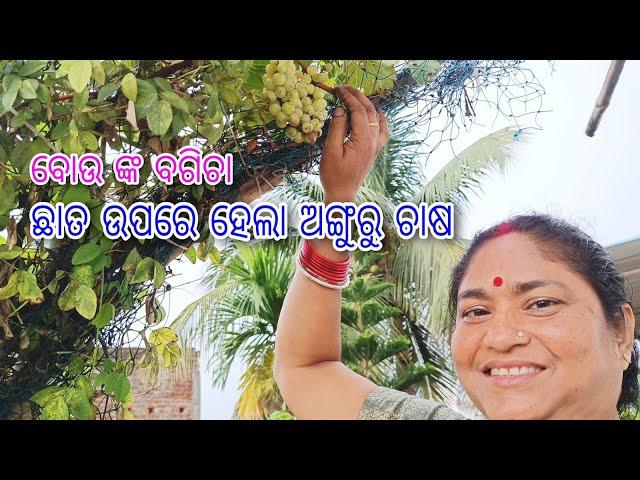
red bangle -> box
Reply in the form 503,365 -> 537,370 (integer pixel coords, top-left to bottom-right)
297,239 -> 351,287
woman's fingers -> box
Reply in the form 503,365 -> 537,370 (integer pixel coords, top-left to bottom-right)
377,109 -> 389,152
344,86 -> 379,142
325,105 -> 348,156
335,86 -> 370,142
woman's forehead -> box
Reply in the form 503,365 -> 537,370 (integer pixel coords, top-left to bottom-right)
460,233 -> 575,288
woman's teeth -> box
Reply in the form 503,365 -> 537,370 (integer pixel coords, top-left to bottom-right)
489,366 -> 542,376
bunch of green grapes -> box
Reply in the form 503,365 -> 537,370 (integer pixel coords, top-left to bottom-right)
261,60 -> 332,144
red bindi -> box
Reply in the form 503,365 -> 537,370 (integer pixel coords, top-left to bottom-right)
493,276 -> 503,287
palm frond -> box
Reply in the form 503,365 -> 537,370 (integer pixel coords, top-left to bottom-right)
412,126 -> 521,206
392,127 -> 521,334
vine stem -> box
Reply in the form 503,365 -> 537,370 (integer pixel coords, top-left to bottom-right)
295,61 -> 336,96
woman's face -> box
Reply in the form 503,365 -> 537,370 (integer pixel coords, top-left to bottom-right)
451,233 -> 625,419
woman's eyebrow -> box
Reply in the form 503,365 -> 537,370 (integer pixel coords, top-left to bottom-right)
512,279 -> 569,295
457,288 -> 488,301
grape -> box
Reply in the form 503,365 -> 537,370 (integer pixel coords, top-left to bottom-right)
281,102 -> 295,115
313,98 -> 327,110
273,72 -> 286,86
269,103 -> 281,116
285,126 -> 297,138
313,109 -> 328,121
261,60 -> 332,145
304,132 -> 318,144
289,113 -> 300,127
315,72 -> 329,84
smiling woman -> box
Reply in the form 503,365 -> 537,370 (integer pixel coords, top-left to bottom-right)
272,85 -> 638,420
448,214 -> 638,419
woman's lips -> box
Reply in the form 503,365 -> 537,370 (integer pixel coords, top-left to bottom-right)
483,365 -> 547,386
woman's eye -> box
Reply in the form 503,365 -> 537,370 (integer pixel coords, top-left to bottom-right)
529,299 -> 556,309
462,308 -> 489,318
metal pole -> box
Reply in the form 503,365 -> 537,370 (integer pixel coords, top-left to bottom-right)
585,60 -> 626,137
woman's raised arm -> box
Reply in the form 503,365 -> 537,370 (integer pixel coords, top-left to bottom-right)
273,85 -> 389,419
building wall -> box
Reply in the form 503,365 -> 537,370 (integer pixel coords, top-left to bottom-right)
122,348 -> 200,420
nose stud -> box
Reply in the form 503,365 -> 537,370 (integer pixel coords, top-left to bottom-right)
516,330 -> 525,338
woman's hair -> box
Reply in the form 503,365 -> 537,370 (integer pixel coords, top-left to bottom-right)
448,213 -> 639,412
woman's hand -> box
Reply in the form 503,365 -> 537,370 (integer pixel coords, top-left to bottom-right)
320,85 -> 389,204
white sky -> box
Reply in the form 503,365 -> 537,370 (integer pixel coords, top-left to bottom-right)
161,60 -> 640,418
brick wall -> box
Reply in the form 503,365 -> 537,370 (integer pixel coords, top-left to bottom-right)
123,348 -> 200,420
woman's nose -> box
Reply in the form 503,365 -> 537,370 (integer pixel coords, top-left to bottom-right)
482,311 -> 529,352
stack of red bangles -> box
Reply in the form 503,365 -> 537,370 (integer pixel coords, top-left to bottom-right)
296,239 -> 352,289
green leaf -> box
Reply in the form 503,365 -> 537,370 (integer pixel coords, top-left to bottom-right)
0,179 -> 16,213
64,388 -> 94,420
123,248 -> 142,274
0,245 -> 22,260
70,265 -> 95,286
153,261 -> 165,289
2,77 -> 21,111
121,72 -> 137,102
30,386 -> 65,407
36,84 -> 50,103
50,121 -> 70,140
46,270 -> 66,294
90,61 -> 105,86
131,257 -> 154,284
18,79 -> 38,100
92,303 -> 115,330
150,327 -> 178,345
160,90 -> 190,113
75,284 -> 97,319
41,395 -> 69,420
79,131 -> 98,151
110,373 -> 131,402
152,77 -> 173,92
184,245 -> 197,264
58,283 -> 77,311
72,243 -> 102,265
134,79 -> 158,118
68,60 -> 92,93
407,60 -> 442,84
62,184 -> 91,204
75,376 -> 94,400
0,270 -> 43,303
147,99 -> 173,136
345,60 -> 397,95
19,60 -> 47,76
97,83 -> 119,101
66,356 -> 86,377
